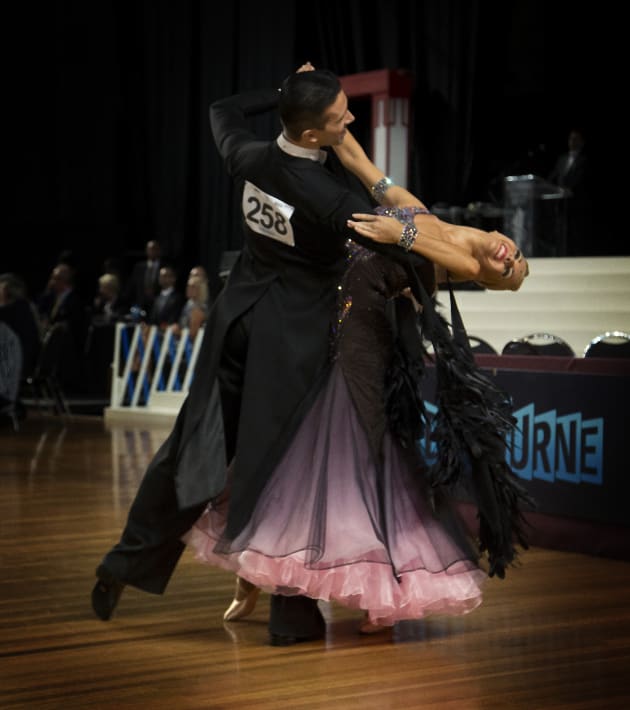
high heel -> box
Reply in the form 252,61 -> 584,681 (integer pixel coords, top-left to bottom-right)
223,576 -> 260,621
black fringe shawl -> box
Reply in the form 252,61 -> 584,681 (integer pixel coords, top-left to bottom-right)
387,260 -> 534,579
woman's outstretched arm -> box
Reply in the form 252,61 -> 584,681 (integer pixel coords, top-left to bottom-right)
333,131 -> 427,210
336,130 -> 493,282
347,212 -> 480,281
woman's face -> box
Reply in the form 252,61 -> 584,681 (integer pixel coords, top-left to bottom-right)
186,279 -> 199,300
475,232 -> 529,291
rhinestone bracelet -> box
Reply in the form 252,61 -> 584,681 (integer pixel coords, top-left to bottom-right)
371,176 -> 394,204
398,222 -> 417,251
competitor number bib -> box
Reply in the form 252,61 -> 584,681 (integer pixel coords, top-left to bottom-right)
243,181 -> 295,246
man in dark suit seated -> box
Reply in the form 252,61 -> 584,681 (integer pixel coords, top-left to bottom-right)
148,265 -> 184,329
125,240 -> 162,315
40,263 -> 86,393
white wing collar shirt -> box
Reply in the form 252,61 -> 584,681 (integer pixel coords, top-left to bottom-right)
276,133 -> 327,164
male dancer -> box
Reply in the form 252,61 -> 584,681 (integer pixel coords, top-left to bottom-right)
92,64 -> 425,645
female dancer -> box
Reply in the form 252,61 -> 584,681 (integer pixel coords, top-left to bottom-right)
183,130 -> 531,635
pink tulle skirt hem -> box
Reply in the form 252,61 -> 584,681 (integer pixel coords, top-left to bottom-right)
185,518 -> 485,626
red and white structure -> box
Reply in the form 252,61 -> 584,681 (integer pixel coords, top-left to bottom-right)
340,69 -> 414,188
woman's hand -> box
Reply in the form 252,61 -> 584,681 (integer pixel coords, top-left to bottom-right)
347,214 -> 401,244
400,286 -> 422,312
297,62 -> 315,73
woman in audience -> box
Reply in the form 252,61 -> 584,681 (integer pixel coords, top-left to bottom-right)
173,275 -> 209,341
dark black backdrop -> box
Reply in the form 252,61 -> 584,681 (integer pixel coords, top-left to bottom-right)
5,0 -> 621,303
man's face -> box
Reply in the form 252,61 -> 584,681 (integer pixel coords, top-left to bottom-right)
314,91 -> 355,146
159,268 -> 175,289
49,266 -> 69,294
146,241 -> 160,261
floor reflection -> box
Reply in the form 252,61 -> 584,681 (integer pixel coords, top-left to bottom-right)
106,419 -> 173,513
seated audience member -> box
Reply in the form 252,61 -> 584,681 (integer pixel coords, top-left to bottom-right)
85,272 -> 127,396
171,275 -> 209,341
0,321 -> 22,425
0,273 -> 42,381
39,264 -> 83,331
148,266 -> 184,329
102,256 -> 127,301
39,263 -> 87,392
188,265 -> 212,308
92,273 -> 125,325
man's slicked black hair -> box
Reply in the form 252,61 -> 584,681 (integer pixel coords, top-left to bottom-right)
279,69 -> 342,140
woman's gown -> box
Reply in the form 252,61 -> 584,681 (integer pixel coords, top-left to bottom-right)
184,242 -> 488,626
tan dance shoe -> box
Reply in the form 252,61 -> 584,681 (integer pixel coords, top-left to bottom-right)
223,576 -> 260,622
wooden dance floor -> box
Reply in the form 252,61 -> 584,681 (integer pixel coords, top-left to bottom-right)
1,415 -> 629,709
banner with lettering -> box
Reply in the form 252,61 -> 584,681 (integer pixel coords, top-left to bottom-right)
421,368 -> 629,526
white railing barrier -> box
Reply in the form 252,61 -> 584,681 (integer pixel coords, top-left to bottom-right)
106,323 -> 204,421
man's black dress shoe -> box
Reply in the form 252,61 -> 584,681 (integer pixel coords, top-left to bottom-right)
269,631 -> 325,647
91,565 -> 125,621
268,594 -> 326,646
